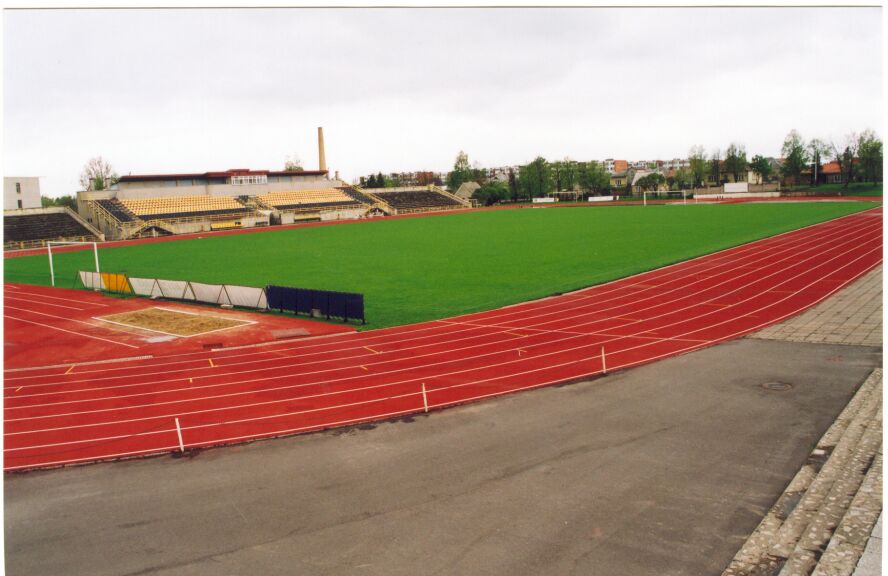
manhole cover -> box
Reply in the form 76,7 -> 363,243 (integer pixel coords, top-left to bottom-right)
762,381 -> 793,392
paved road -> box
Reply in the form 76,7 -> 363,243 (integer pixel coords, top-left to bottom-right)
5,339 -> 881,576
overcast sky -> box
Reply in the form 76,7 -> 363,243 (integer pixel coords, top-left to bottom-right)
3,7 -> 882,197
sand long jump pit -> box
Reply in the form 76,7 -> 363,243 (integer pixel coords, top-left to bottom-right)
93,307 -> 255,338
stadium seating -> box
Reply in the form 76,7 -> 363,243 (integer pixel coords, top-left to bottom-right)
258,189 -> 361,211
95,199 -> 138,222
120,195 -> 251,221
370,189 -> 464,211
339,186 -> 376,205
4,212 -> 99,247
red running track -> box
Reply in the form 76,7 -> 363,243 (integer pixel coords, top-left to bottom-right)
3,207 -> 883,471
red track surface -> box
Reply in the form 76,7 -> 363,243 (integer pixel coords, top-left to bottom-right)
3,207 -> 882,471
3,286 -> 355,369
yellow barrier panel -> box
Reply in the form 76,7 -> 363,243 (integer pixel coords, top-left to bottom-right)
101,272 -> 133,294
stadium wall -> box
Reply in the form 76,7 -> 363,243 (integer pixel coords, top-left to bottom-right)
114,175 -> 339,200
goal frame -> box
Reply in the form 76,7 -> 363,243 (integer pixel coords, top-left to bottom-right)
47,241 -> 100,288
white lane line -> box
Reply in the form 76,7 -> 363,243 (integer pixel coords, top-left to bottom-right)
3,289 -> 111,307
5,207 -> 877,381
9,243 -> 879,448
7,212 -> 875,393
4,305 -> 144,335
7,234 -> 880,433
4,295 -> 88,311
8,217 -> 879,400
4,316 -> 139,349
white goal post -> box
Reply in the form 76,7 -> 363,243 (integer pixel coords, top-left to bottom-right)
47,241 -> 100,287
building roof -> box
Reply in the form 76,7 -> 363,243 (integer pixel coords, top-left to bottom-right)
118,169 -> 328,183
820,161 -> 842,174
613,160 -> 629,172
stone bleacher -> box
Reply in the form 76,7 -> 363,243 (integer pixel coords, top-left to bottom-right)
4,212 -> 99,247
258,189 -> 362,211
339,186 -> 376,205
95,199 -> 138,223
119,195 -> 251,221
370,189 -> 464,211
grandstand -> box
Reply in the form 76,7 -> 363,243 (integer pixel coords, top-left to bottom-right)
4,207 -> 103,250
257,188 -> 359,211
120,195 -> 251,221
363,186 -> 470,214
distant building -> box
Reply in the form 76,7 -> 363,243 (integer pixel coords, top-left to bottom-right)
4,177 -> 41,210
603,159 -> 629,175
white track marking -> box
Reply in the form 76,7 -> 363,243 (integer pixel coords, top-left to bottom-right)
6,230 -> 879,434
6,214 -> 876,391
4,316 -> 139,349
6,244 -> 879,450
7,218 -> 879,404
4,295 -> 88,311
4,207 -> 877,382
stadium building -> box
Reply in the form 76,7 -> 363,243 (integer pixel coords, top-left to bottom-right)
4,176 -> 104,250
75,128 -> 469,241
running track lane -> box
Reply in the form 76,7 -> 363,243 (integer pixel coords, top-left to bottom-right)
4,207 -> 883,470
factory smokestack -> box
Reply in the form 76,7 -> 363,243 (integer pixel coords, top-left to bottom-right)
318,127 -> 327,173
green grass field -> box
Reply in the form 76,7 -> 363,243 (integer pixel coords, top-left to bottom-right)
4,202 -> 879,328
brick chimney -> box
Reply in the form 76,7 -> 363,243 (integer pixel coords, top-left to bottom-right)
318,127 -> 327,172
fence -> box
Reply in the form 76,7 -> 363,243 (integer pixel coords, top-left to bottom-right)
266,285 -> 365,324
78,272 -> 366,323
79,271 -> 268,310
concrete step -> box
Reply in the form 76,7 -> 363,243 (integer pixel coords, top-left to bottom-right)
776,402 -> 882,575
721,369 -> 882,576
812,452 -> 882,575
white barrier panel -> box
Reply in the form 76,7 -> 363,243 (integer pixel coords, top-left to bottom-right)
128,277 -> 162,297
532,197 -> 556,203
190,282 -> 226,305
157,279 -> 195,301
226,285 -> 268,309
79,271 -> 104,290
82,273 -> 269,310
588,196 -> 615,202
724,182 -> 749,193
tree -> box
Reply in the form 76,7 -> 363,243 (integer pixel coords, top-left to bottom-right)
79,157 -> 118,191
807,139 -> 829,186
724,143 -> 748,182
446,151 -> 474,192
284,155 -> 304,171
750,155 -> 772,184
518,156 -> 554,199
578,161 -> 610,193
673,168 -> 693,190
471,181 -> 510,206
507,168 -> 519,201
709,148 -> 722,185
688,146 -> 709,188
857,130 -> 883,185
781,130 -> 809,187
636,173 -> 666,194
376,172 -> 385,188
831,133 -> 859,192
41,195 -> 76,210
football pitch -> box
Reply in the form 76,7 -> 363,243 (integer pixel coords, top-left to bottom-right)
4,202 -> 879,328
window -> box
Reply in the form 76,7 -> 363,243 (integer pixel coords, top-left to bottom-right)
17,199 -> 22,209
231,175 -> 268,185
16,183 -> 21,194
